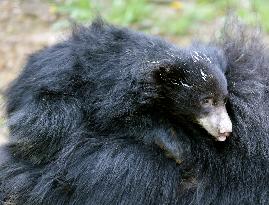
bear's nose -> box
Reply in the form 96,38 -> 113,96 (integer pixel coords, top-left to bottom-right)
217,106 -> 233,134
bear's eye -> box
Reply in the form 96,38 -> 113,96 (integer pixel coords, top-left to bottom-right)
224,96 -> 228,104
201,97 -> 214,107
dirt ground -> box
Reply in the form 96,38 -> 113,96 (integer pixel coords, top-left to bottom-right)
0,0 -> 63,144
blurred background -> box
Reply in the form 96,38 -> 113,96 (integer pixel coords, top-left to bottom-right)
1,0 -> 269,143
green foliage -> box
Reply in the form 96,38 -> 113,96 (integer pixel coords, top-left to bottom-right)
51,0 -> 269,36
154,2 -> 218,35
51,0 -> 152,27
104,0 -> 152,26
252,0 -> 269,32
54,0 -> 93,21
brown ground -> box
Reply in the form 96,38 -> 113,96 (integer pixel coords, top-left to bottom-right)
0,0 -> 63,144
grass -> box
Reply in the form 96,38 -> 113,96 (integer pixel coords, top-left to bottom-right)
50,0 -> 269,36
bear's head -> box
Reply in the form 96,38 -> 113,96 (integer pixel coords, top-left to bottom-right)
153,48 -> 232,141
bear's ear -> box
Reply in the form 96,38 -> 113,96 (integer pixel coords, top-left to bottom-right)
153,63 -> 187,87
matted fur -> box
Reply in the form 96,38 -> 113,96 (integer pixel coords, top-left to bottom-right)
0,19 -> 269,204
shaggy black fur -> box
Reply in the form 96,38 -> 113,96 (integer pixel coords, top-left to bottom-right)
0,20 -> 269,205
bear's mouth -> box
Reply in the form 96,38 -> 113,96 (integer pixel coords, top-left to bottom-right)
216,132 -> 231,141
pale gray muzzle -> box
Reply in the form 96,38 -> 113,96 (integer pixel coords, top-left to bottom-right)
197,106 -> 232,141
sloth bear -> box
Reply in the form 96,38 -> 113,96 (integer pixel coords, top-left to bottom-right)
0,19 -> 269,205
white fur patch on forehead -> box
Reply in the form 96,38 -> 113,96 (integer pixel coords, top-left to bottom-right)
180,82 -> 193,88
147,60 -> 160,64
200,69 -> 207,81
191,50 -> 212,64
